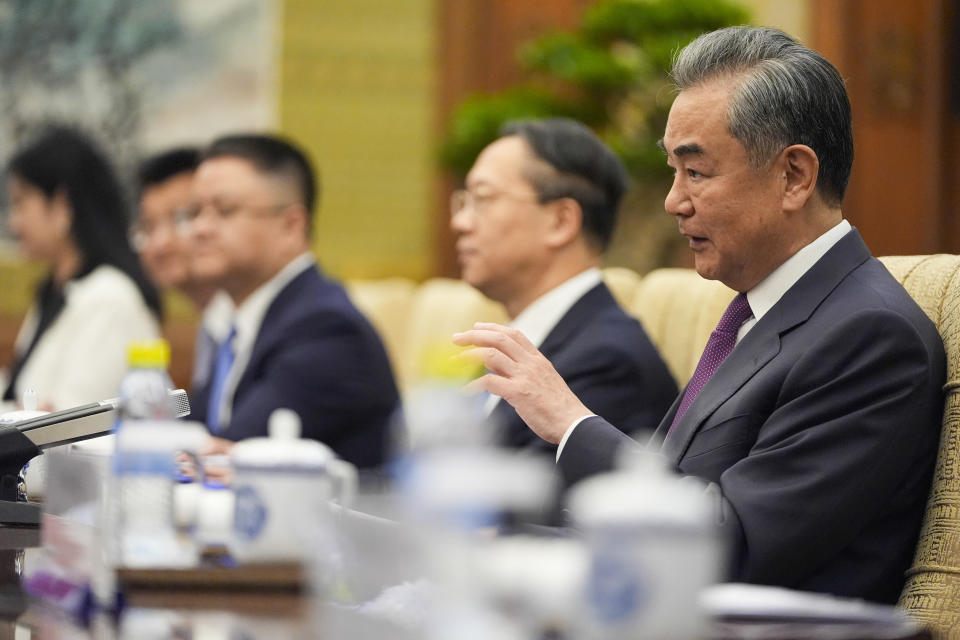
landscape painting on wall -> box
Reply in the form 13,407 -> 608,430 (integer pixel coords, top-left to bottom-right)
0,0 -> 277,235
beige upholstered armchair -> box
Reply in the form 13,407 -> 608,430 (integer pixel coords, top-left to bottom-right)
884,255 -> 960,638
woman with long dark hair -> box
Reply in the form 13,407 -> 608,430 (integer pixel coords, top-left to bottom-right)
2,125 -> 161,410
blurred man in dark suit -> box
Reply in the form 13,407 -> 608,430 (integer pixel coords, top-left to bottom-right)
135,148 -> 233,390
186,134 -> 399,469
135,148 -> 206,305
451,118 -> 677,457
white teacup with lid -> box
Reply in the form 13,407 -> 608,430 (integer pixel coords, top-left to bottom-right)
229,408 -> 357,564
567,450 -> 724,640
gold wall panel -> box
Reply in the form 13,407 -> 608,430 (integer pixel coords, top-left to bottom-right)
279,0 -> 437,280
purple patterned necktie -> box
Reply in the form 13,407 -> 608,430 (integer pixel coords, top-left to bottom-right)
668,293 -> 752,435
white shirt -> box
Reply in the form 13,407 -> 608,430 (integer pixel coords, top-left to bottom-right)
484,268 -> 603,415
214,252 -> 315,428
191,291 -> 234,390
203,291 -> 235,344
556,219 -> 853,460
6,264 -> 160,411
738,219 -> 851,341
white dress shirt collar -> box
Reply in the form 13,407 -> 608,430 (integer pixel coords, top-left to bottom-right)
191,291 -> 235,390
485,268 -> 602,416
233,252 -> 316,355
510,267 -> 603,348
739,219 -> 851,341
202,290 -> 235,344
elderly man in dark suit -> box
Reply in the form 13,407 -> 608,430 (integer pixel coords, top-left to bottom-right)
450,118 -> 676,457
186,134 -> 400,469
454,27 -> 945,604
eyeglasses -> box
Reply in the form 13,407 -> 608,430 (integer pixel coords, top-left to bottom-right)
449,189 -> 541,218
130,207 -> 192,251
178,202 -> 293,225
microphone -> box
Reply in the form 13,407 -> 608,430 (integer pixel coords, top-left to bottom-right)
0,389 -> 190,525
12,388 -> 191,449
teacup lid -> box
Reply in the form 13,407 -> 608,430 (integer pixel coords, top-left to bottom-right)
231,408 -> 337,469
567,450 -> 713,528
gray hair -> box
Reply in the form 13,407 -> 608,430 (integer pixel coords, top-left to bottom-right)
672,26 -> 853,207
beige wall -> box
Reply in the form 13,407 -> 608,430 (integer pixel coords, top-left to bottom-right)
277,0 -> 810,283
742,0 -> 810,42
279,0 -> 437,281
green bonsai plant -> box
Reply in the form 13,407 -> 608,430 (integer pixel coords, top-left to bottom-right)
440,0 -> 750,272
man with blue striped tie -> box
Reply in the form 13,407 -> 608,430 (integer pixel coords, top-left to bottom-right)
185,134 -> 400,470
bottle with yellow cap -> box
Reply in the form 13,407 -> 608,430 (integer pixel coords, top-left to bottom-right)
117,339 -> 176,422
107,339 -> 192,572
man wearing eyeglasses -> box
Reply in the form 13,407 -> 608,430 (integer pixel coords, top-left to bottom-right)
136,148 -> 207,306
185,134 -> 400,469
135,148 -> 233,391
451,118 -> 676,457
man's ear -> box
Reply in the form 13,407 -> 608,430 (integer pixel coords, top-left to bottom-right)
281,203 -> 310,240
545,197 -> 584,249
780,144 -> 819,212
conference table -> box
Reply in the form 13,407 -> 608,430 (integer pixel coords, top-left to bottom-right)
0,524 -> 311,639
0,522 -> 932,640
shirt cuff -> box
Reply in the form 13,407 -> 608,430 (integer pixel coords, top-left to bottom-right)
556,414 -> 596,462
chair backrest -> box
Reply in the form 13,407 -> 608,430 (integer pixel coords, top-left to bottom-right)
401,278 -> 507,389
346,277 -> 417,385
885,255 -> 960,637
601,266 -> 644,311
378,269 -> 641,390
630,268 -> 736,386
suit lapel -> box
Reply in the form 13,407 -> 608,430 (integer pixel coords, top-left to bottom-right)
493,283 -> 613,446
659,320 -> 780,462
537,282 -> 612,357
232,267 -> 316,402
658,229 -> 873,464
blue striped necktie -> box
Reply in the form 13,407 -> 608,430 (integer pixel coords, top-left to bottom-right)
206,326 -> 237,433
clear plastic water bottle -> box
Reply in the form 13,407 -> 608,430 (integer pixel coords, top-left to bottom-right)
116,340 -> 176,423
111,340 -> 196,568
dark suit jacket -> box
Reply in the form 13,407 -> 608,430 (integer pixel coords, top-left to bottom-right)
558,230 -> 945,604
192,266 -> 400,469
493,282 -> 676,456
